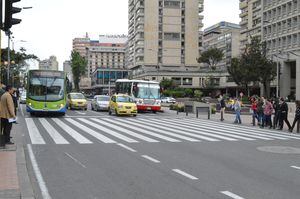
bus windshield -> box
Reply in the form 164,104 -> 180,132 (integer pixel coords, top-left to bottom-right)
134,83 -> 160,99
29,77 -> 64,101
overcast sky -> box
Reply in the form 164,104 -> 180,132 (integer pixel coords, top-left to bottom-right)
6,0 -> 240,70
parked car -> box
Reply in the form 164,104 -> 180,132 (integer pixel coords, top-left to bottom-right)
108,94 -> 137,116
91,95 -> 110,111
19,92 -> 26,104
67,93 -> 87,110
161,97 -> 176,103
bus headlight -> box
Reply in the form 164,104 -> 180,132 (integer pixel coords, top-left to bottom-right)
28,103 -> 32,106
60,104 -> 64,108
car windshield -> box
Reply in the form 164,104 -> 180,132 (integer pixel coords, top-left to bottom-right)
116,96 -> 134,103
28,77 -> 64,101
97,96 -> 110,101
70,93 -> 85,99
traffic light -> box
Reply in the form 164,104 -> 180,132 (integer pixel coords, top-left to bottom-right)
4,0 -> 21,31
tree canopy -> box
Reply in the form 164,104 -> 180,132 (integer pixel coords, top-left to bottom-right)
197,48 -> 224,70
227,37 -> 276,98
71,51 -> 87,91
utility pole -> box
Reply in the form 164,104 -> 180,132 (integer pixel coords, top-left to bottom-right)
6,30 -> 10,85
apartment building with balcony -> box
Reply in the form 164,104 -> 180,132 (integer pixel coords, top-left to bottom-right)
239,0 -> 262,52
262,0 -> 300,100
127,0 -> 204,87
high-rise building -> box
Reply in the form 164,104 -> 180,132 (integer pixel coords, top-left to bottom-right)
262,0 -> 300,100
203,21 -> 241,71
39,56 -> 59,71
72,33 -> 91,58
63,60 -> 73,83
239,0 -> 262,52
127,0 -> 204,82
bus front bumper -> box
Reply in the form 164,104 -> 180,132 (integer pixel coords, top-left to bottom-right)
26,105 -> 67,113
137,105 -> 161,111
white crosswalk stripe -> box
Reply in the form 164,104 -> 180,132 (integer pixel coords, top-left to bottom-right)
25,118 -> 45,145
90,118 -> 159,143
39,118 -> 69,144
78,118 -> 139,143
52,118 -> 93,144
25,117 -> 300,145
65,118 -> 116,143
101,118 -> 180,142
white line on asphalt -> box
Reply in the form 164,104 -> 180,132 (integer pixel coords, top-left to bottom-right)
117,143 -> 137,152
27,144 -> 52,199
64,152 -> 87,168
75,111 -> 86,115
172,169 -> 198,180
39,118 -> 69,144
142,155 -> 160,163
291,166 -> 300,170
221,191 -> 245,199
25,118 -> 46,145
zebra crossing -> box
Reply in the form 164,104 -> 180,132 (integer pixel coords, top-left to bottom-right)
24,117 -> 300,145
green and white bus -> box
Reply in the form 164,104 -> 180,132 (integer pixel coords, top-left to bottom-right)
26,70 -> 68,115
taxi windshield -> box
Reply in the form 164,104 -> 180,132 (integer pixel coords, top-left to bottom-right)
116,96 -> 134,103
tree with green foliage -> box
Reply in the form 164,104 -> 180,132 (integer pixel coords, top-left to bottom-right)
194,90 -> 203,101
197,48 -> 224,70
1,47 -> 38,86
228,37 -> 276,98
159,79 -> 175,91
70,51 -> 87,91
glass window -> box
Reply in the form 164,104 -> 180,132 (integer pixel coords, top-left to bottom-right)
116,96 -> 134,103
70,93 -> 85,99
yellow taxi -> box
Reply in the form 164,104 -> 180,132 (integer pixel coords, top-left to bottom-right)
108,94 -> 137,116
67,93 -> 87,110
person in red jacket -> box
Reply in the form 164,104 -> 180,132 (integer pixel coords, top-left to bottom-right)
251,98 -> 259,126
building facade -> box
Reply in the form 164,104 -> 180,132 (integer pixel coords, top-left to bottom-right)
63,60 -> 73,84
239,0 -> 262,52
127,0 -> 204,84
262,0 -> 300,100
39,56 -> 59,71
203,21 -> 241,71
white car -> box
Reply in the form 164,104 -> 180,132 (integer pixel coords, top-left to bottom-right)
20,92 -> 26,104
161,97 -> 176,103
91,95 -> 110,111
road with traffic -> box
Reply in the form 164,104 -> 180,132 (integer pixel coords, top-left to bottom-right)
16,103 -> 300,199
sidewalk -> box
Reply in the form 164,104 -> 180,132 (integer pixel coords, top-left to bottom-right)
162,107 -> 297,132
0,116 -> 35,199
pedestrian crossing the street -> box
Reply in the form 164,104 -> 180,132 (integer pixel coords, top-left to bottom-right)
24,117 -> 300,145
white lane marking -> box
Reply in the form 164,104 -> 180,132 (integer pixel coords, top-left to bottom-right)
25,118 -> 46,145
78,118 -> 138,143
115,118 -> 199,142
135,119 -> 218,141
172,169 -> 198,180
171,118 -> 280,140
64,152 -> 87,168
142,155 -> 160,163
221,191 -> 245,199
65,118 -> 116,143
27,144 -> 52,199
117,143 -> 137,152
291,166 -> 300,170
102,118 -> 180,142
52,118 -> 92,144
159,118 -> 259,141
91,118 -> 159,143
140,118 -> 238,141
75,111 -> 86,115
39,118 -> 69,144
187,118 -> 300,140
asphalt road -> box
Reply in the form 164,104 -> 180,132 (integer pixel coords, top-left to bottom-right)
17,104 -> 300,199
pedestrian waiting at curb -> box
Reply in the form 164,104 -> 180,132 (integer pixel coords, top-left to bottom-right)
0,85 -> 17,145
289,101 -> 300,133
233,98 -> 242,124
272,98 -> 280,129
250,97 -> 259,126
261,98 -> 273,129
277,97 -> 291,130
219,95 -> 226,121
257,97 -> 265,126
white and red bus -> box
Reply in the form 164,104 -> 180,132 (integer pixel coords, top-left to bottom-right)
115,79 -> 161,112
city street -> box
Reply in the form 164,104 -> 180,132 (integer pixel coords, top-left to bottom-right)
17,104 -> 300,199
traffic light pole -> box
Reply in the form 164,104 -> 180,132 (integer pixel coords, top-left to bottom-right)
7,30 -> 10,85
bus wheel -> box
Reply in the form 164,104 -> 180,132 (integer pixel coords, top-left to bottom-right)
30,112 -> 35,117
152,111 -> 157,114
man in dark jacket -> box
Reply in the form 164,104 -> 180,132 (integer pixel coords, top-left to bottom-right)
278,98 -> 291,130
220,95 -> 226,121
289,101 -> 300,133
